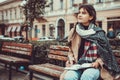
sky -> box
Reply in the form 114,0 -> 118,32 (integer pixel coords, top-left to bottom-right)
0,0 -> 6,3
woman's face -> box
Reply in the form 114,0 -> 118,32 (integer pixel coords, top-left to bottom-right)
77,8 -> 93,26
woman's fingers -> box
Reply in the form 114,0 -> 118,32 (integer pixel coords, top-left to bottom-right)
92,62 -> 99,68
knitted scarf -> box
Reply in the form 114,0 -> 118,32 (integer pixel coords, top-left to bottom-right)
76,23 -> 96,37
76,23 -> 120,76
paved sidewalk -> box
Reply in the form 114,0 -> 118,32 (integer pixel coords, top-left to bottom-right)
0,66 -> 36,80
0,65 -> 53,80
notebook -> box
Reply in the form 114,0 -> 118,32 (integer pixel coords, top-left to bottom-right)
64,63 -> 92,70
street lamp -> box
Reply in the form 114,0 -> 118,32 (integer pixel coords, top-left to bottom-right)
20,0 -> 47,40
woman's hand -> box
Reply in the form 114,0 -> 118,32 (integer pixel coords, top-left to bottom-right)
92,61 -> 99,68
66,60 -> 75,67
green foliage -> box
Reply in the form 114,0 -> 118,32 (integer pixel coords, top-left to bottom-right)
29,40 -> 68,64
23,0 -> 47,20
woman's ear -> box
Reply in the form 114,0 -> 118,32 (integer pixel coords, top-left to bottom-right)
89,16 -> 93,21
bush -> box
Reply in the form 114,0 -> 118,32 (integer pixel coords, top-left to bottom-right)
29,40 -> 68,64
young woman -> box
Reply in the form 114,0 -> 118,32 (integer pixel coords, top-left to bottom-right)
60,4 -> 120,80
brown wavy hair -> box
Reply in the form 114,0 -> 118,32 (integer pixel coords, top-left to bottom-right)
78,4 -> 96,25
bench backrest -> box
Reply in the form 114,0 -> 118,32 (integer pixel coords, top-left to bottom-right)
48,45 -> 69,61
1,42 -> 33,57
113,50 -> 120,65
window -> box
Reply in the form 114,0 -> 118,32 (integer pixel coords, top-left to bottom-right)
14,8 -> 17,19
10,9 -> 12,20
6,10 -> 8,17
70,0 -> 74,8
96,21 -> 102,28
96,0 -> 103,3
34,25 -> 38,38
70,23 -> 74,30
83,0 -> 88,4
42,25 -> 46,36
50,0 -> 53,11
20,8 -> 23,19
49,24 -> 54,37
1,11 -> 4,21
107,17 -> 120,35
60,0 -> 63,10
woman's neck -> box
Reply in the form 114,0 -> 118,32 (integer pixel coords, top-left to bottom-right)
82,23 -> 90,26
84,25 -> 89,30
80,23 -> 89,30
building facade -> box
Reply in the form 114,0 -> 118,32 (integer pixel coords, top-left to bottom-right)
0,0 -> 27,39
0,0 -> 120,40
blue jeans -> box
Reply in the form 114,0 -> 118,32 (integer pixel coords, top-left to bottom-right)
64,68 -> 100,80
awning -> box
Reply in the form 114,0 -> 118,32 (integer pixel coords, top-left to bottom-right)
7,27 -> 12,32
11,26 -> 17,32
16,26 -> 21,32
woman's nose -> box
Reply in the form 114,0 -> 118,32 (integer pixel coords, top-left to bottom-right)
78,14 -> 81,18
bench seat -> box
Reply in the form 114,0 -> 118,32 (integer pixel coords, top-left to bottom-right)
0,54 -> 30,63
29,63 -> 64,78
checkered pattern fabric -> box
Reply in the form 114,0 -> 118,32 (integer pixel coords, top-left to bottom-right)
80,41 -> 98,62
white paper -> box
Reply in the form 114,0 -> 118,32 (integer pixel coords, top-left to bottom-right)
64,63 -> 92,70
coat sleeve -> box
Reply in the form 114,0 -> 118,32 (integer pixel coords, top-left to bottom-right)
67,28 -> 75,62
68,27 -> 75,42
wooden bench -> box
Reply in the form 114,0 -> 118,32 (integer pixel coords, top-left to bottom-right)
0,41 -> 33,80
29,45 -> 69,80
113,50 -> 120,66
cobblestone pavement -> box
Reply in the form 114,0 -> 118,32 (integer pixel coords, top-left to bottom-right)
0,65 -> 53,80
0,66 -> 36,80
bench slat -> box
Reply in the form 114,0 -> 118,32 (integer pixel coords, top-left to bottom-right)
48,54 -> 68,61
1,42 -> 32,56
29,63 -> 64,78
41,63 -> 64,71
2,48 -> 32,56
3,46 -> 31,51
0,54 -> 30,63
50,45 -> 69,51
49,50 -> 68,56
3,42 -> 32,49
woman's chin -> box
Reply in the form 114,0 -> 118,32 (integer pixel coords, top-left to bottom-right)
77,21 -> 84,23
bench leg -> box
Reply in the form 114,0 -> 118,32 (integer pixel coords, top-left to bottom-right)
5,64 -> 7,69
29,71 -> 33,80
9,64 -> 12,80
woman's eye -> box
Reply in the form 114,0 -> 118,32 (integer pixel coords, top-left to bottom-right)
78,12 -> 87,15
82,12 -> 86,14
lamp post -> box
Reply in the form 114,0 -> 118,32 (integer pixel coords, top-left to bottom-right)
20,0 -> 47,40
